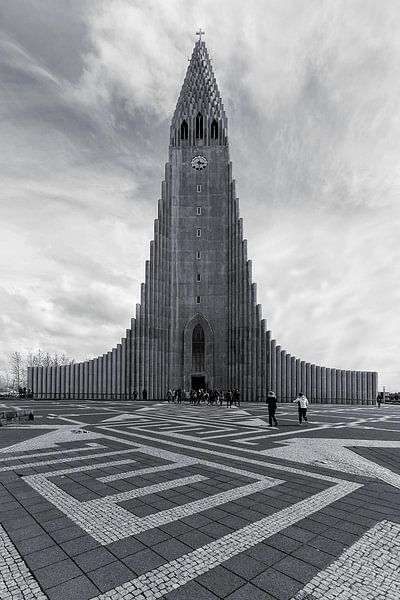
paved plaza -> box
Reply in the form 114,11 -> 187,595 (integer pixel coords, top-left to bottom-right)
1,400 -> 400,600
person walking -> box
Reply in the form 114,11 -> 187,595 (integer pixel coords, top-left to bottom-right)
266,391 -> 278,427
293,392 -> 309,425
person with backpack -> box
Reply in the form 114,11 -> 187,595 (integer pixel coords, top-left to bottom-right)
293,392 -> 309,426
266,391 -> 278,427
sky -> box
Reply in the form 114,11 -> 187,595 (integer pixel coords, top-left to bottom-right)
0,0 -> 399,390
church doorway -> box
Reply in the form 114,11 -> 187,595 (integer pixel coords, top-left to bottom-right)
191,375 -> 205,390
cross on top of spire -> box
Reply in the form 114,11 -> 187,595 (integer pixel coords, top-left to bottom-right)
196,28 -> 205,41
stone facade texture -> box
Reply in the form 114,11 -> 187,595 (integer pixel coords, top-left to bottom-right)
28,40 -> 377,403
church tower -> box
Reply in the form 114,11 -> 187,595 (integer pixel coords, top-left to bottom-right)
28,35 -> 377,403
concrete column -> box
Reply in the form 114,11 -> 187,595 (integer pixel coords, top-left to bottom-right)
65,365 -> 70,399
316,366 -> 321,403
346,371 -> 352,405
325,368 -> 331,403
69,364 -> 75,399
112,348 -> 117,398
37,367 -> 42,398
270,339 -> 276,394
79,363 -> 84,398
51,366 -> 57,398
46,367 -> 52,399
296,359 -> 301,398
121,340 -> 126,400
367,372 -> 373,402
362,372 -> 368,404
83,362 -> 89,399
330,369 -> 336,403
305,363 -> 311,398
88,360 -> 94,398
291,356 -> 296,402
56,367 -> 62,400
350,371 -> 356,404
320,367 -> 326,403
60,366 -> 66,399
98,357 -> 102,397
301,361 -> 306,395
275,345 -> 281,400
256,305 -> 262,402
107,352 -> 112,397
311,365 -> 317,401
372,372 -> 378,402
260,320 -> 267,401
336,369 -> 341,402
341,370 -> 347,404
280,349 -> 286,403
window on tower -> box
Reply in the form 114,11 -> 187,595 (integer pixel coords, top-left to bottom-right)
196,206 -> 201,215
211,119 -> 218,139
196,251 -> 202,259
196,228 -> 201,237
196,113 -> 203,139
180,120 -> 188,140
192,323 -> 205,370
197,273 -> 201,281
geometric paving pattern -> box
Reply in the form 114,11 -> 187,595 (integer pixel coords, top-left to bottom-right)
1,400 -> 400,600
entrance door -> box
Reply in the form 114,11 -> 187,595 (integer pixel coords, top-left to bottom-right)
191,376 -> 205,390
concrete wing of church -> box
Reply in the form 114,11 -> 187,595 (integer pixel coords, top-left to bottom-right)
28,39 -> 377,403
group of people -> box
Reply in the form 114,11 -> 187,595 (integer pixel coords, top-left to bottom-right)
266,391 -> 309,427
167,388 -> 240,407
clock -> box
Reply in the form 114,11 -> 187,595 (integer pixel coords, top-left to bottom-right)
191,155 -> 208,170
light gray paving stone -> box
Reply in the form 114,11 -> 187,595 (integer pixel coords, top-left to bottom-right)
291,520 -> 400,599
0,525 -> 47,600
91,481 -> 361,599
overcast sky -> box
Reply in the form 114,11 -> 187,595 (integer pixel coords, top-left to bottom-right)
1,0 -> 399,390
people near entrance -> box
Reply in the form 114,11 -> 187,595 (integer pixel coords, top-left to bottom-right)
266,391 -> 278,427
293,392 -> 309,425
165,387 -> 242,409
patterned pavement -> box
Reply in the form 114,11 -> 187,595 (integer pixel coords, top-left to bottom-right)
1,400 -> 400,599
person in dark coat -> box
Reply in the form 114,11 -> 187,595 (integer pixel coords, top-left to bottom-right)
266,391 -> 278,427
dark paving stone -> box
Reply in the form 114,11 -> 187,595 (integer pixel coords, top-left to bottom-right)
34,559 -> 83,589
87,560 -> 135,593
8,524 -> 44,541
274,555 -> 320,584
46,574 -> 99,600
165,580 -> 219,599
17,533 -> 55,555
196,565 -> 246,597
50,525 -> 85,544
107,537 -> 146,558
24,546 -> 69,571
152,538 -> 192,560
252,567 -> 303,600
177,529 -> 214,549
134,527 -> 171,547
199,522 -> 233,539
265,533 -> 303,554
308,535 -> 346,556
292,544 -> 335,569
219,514 -> 251,529
321,527 -> 360,545
122,547 -> 165,575
225,582 -> 276,600
74,547 -> 116,572
60,535 -> 98,556
160,520 -> 193,537
281,525 -> 316,543
245,543 -> 286,566
223,553 -> 267,580
42,517 -> 74,533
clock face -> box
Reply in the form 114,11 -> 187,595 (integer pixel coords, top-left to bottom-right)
191,155 -> 208,170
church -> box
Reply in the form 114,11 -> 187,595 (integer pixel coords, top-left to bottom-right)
28,35 -> 377,403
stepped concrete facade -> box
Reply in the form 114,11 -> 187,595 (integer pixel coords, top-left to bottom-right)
28,38 -> 377,403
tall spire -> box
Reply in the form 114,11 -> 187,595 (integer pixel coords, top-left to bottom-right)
170,38 -> 227,147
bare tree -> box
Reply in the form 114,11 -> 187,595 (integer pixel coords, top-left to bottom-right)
9,351 -> 23,389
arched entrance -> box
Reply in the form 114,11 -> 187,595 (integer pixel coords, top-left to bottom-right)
183,314 -> 214,390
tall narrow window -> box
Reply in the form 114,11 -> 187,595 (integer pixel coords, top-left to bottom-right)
195,112 -> 203,139
197,273 -> 201,282
211,119 -> 218,139
196,296 -> 201,304
192,324 -> 205,371
180,120 -> 188,140
196,251 -> 202,259
196,228 -> 201,237
197,184 -> 202,193
196,206 -> 201,215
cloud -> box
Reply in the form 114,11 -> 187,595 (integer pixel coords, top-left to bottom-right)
0,0 -> 399,389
